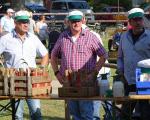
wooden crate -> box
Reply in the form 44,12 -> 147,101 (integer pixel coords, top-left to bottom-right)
9,69 -> 52,96
58,87 -> 99,97
63,69 -> 97,87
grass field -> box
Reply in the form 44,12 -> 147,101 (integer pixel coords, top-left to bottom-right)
0,27 -> 117,120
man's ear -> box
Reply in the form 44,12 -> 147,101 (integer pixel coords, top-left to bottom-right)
82,17 -> 86,24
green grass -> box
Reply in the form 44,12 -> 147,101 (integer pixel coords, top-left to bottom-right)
0,100 -> 65,120
0,27 -> 116,120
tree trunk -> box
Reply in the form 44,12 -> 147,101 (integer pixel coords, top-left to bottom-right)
11,0 -> 25,11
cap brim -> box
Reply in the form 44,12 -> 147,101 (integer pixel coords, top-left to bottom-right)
128,12 -> 144,19
8,11 -> 15,13
17,19 -> 29,23
15,16 -> 29,21
68,15 -> 82,21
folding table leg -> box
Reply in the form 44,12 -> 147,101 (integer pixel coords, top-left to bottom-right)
0,102 -> 12,113
11,99 -> 16,120
112,101 -> 116,120
11,99 -> 20,120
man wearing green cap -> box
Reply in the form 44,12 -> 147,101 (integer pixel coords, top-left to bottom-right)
0,10 -> 49,120
117,8 -> 150,120
51,10 -> 107,120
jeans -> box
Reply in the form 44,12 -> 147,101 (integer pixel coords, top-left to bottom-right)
15,99 -> 42,120
93,101 -> 101,120
68,100 -> 94,120
120,84 -> 137,120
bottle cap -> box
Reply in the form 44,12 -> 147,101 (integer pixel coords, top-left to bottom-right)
101,74 -> 107,80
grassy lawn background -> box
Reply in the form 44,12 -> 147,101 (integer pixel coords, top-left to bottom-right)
0,26 -> 116,120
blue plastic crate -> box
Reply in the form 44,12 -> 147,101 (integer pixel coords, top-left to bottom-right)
136,88 -> 150,95
136,81 -> 150,88
136,81 -> 150,94
136,68 -> 150,95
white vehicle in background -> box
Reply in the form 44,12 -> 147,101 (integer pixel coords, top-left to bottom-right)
49,0 -> 95,22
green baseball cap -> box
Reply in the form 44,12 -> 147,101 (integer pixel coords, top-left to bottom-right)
14,10 -> 29,22
128,8 -> 144,19
68,10 -> 83,21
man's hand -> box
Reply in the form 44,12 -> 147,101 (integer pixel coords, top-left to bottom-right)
116,69 -> 128,84
55,72 -> 64,85
87,70 -> 97,84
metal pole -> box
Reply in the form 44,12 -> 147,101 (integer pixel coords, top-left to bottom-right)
118,0 -> 120,13
117,0 -> 120,24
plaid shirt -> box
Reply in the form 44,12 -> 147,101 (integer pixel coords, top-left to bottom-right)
51,29 -> 107,75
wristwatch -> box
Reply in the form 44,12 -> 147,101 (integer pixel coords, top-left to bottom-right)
54,70 -> 59,76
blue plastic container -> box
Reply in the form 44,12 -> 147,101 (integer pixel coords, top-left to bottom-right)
136,68 -> 150,95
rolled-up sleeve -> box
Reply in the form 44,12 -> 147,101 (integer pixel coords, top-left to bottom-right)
91,35 -> 108,59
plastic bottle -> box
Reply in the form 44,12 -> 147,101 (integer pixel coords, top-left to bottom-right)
97,76 -> 101,95
113,75 -> 124,97
99,74 -> 109,96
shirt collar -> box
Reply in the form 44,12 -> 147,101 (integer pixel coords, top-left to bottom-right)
66,28 -> 86,37
12,29 -> 30,38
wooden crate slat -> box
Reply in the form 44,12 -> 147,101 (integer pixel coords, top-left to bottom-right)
14,76 -> 27,80
32,86 -> 51,96
15,82 -> 28,87
31,76 -> 51,83
14,90 -> 30,96
32,82 -> 51,88
0,90 -> 4,95
0,81 -> 4,86
14,85 -> 51,96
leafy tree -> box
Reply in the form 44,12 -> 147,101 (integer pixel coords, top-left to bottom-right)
11,0 -> 42,10
11,0 -> 25,10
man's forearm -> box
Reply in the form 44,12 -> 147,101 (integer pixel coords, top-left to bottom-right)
40,53 -> 49,66
0,27 -> 2,33
95,55 -> 106,73
50,55 -> 59,73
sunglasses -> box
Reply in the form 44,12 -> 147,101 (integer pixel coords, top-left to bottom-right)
131,17 -> 143,21
70,20 -> 81,23
17,20 -> 30,24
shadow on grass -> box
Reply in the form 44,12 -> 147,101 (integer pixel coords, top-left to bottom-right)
43,116 -> 65,120
23,114 -> 65,120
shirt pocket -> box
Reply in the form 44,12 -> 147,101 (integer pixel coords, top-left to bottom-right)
77,44 -> 88,56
